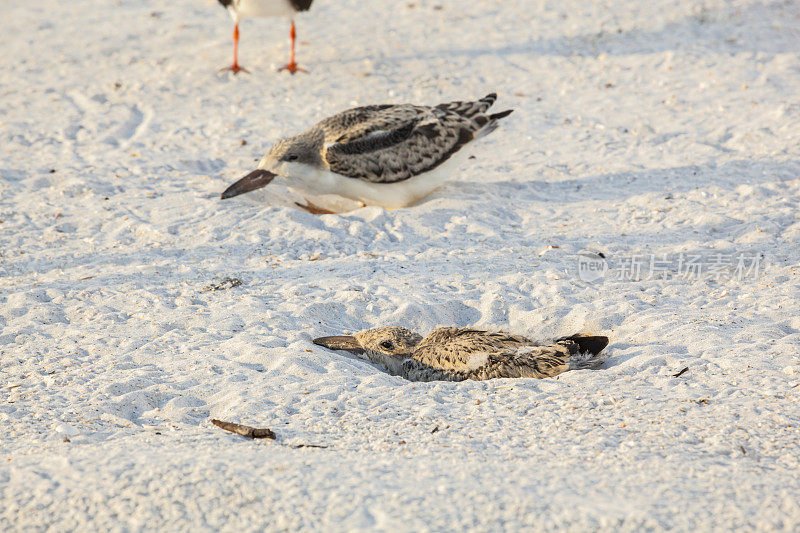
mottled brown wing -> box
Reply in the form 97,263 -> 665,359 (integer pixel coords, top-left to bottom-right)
314,105 -> 419,143
421,327 -> 533,347
322,107 -> 482,183
319,94 -> 500,143
436,93 -> 499,118
411,328 -> 535,373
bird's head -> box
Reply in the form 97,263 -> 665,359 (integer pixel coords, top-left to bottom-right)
221,129 -> 324,200
313,326 -> 423,374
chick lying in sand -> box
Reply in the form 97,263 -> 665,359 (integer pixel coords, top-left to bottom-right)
313,326 -> 609,382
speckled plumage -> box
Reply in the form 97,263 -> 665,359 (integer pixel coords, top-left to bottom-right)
321,93 -> 512,183
313,326 -> 609,382
221,94 -> 514,208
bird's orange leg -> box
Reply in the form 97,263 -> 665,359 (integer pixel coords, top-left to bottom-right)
278,21 -> 307,74
221,22 -> 249,74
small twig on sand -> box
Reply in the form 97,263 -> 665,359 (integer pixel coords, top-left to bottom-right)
292,444 -> 328,449
673,367 -> 689,378
211,419 -> 276,439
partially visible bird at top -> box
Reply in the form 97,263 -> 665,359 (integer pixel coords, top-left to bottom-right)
313,326 -> 610,382
220,93 -> 514,213
217,0 -> 313,74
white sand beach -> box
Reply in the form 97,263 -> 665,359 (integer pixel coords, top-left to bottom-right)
1,0 -> 799,530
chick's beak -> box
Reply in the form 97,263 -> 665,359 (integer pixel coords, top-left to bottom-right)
220,169 -> 276,199
312,335 -> 364,355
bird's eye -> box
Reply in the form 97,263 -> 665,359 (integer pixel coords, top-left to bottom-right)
284,155 -> 299,162
380,340 -> 394,350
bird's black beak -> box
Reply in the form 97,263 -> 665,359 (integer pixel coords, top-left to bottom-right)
220,169 -> 277,199
312,335 -> 364,355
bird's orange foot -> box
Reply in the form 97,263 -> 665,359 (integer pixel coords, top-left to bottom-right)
296,200 -> 335,215
220,64 -> 250,75
278,62 -> 307,74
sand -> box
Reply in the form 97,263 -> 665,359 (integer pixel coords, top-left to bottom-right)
1,0 -> 799,530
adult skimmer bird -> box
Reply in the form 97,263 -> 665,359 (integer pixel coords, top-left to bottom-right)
217,0 -> 313,74
313,327 -> 609,382
220,93 -> 513,211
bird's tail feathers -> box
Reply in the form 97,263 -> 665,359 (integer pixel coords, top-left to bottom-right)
438,93 -> 499,118
567,351 -> 607,371
557,334 -> 610,370
477,92 -> 498,112
489,109 -> 514,121
475,109 -> 514,139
